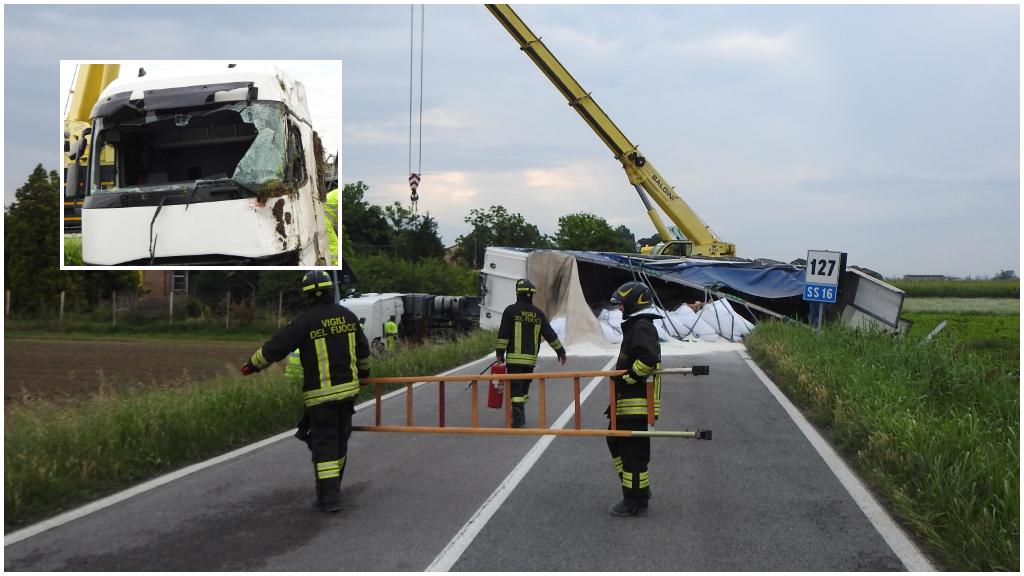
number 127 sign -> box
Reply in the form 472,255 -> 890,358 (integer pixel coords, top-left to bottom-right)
804,250 -> 843,303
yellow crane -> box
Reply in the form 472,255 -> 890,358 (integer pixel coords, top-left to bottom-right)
487,5 -> 736,258
63,63 -> 120,232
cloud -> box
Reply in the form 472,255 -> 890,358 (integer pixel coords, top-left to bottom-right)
523,165 -> 593,191
674,29 -> 796,60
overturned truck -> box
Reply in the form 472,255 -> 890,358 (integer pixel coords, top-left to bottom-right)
67,64 -> 330,266
479,248 -> 907,347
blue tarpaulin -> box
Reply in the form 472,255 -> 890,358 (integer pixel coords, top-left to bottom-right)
567,251 -> 806,300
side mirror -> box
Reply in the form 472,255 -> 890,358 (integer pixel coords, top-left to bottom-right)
65,158 -> 81,199
66,135 -> 87,161
66,138 -> 88,200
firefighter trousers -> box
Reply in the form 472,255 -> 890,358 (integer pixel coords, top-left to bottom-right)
308,399 -> 355,506
506,363 -> 534,405
606,418 -> 651,503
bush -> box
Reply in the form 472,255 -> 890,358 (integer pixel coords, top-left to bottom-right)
347,253 -> 477,295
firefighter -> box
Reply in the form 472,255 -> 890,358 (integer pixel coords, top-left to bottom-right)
241,270 -> 370,513
606,281 -> 662,517
496,278 -> 567,428
325,188 -> 339,266
384,315 -> 398,350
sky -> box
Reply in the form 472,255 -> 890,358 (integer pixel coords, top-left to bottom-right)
5,3 -> 1020,278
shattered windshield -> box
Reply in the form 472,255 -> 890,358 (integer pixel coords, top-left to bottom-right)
89,102 -> 287,195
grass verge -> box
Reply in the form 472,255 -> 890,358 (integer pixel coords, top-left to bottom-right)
745,321 -> 1018,571
4,330 -> 497,530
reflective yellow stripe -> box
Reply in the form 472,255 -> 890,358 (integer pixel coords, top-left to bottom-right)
613,457 -> 623,475
548,338 -> 563,350
357,356 -> 371,371
302,280 -> 333,292
639,471 -> 650,489
622,472 -> 633,489
496,338 -> 509,348
316,458 -> 344,479
533,323 -> 541,351
304,381 -> 360,406
654,372 -> 662,411
506,353 -> 538,365
632,358 -> 655,376
615,398 -> 661,416
514,323 -> 521,355
315,338 -> 330,391
511,395 -> 528,404
251,348 -> 270,369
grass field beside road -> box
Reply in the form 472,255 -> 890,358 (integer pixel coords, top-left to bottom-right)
889,279 -> 1019,298
745,316 -> 1019,571
4,330 -> 497,530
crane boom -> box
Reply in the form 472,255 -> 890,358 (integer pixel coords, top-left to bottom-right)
486,4 -> 736,257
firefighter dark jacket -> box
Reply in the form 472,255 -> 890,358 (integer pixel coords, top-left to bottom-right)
496,300 -> 565,367
249,300 -> 371,407
614,311 -> 662,420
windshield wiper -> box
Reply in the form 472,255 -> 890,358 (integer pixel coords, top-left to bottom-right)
185,178 -> 259,211
148,196 -> 168,265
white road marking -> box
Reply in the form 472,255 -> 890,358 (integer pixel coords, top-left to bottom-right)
426,357 -> 618,572
739,350 -> 935,572
4,356 -> 494,547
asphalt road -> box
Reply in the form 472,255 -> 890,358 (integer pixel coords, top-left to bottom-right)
4,347 -> 927,571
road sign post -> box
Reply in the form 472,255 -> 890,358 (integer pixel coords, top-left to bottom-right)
803,249 -> 845,334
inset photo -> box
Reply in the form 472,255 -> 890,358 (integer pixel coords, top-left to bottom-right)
61,60 -> 341,268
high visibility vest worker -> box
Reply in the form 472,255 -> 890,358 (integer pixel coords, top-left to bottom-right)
325,188 -> 339,266
285,349 -> 303,383
384,320 -> 398,349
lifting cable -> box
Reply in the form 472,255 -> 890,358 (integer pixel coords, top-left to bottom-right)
408,4 -> 426,212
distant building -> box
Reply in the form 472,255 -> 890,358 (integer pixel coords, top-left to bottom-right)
902,274 -> 947,281
140,271 -> 191,300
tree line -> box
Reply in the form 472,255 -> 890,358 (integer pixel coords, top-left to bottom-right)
4,166 -> 643,317
341,180 -> 641,268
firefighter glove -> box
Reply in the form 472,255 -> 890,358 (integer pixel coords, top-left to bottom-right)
557,351 -> 567,365
240,362 -> 260,376
496,352 -> 505,364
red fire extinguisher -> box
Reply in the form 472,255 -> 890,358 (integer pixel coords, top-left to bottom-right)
487,362 -> 506,409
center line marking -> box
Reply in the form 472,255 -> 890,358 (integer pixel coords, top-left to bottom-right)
426,357 -> 617,572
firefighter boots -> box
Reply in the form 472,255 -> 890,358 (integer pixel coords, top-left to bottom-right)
511,404 -> 526,428
609,498 -> 649,517
317,479 -> 341,513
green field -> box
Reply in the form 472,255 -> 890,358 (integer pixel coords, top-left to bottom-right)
4,330 -> 497,529
902,297 -> 1018,315
890,278 -> 1019,298
745,314 -> 1019,571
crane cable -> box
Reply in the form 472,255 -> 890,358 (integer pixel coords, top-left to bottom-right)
408,4 -> 426,212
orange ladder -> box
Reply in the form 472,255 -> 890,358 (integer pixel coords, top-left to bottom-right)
357,367 -> 711,439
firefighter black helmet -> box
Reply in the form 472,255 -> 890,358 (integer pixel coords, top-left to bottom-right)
610,281 -> 652,315
516,278 -> 537,295
301,270 -> 333,296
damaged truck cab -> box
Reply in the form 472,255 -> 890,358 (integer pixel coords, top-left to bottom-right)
71,64 -> 330,265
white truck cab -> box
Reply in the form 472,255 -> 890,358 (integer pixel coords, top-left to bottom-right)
71,64 -> 330,266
